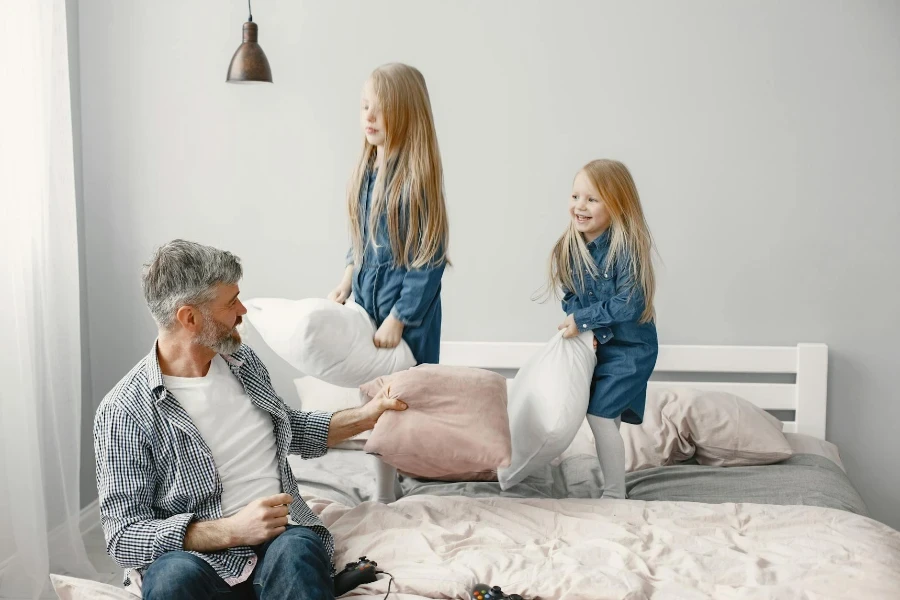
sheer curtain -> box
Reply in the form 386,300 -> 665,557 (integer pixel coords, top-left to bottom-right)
0,0 -> 99,597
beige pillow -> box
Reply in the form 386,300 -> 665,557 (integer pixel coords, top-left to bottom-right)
360,364 -> 511,480
293,376 -> 368,450
784,432 -> 845,472
50,574 -> 137,599
622,387 -> 793,471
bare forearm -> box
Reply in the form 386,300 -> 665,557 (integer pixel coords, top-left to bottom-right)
327,407 -> 377,446
340,265 -> 354,287
183,518 -> 237,553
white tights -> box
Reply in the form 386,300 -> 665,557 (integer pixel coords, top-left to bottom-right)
587,415 -> 626,499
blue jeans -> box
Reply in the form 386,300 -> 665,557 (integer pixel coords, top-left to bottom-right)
142,525 -> 335,600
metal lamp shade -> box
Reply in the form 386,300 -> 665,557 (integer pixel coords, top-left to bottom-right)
226,22 -> 272,84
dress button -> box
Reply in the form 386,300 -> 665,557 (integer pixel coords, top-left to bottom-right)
582,324 -> 588,328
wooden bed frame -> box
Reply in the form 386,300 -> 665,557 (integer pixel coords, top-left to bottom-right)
439,342 -> 829,439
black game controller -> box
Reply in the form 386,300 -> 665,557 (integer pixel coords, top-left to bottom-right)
470,583 -> 525,600
333,556 -> 378,596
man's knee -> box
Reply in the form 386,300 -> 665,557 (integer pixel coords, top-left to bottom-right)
255,528 -> 333,599
265,527 -> 329,566
142,551 -> 221,600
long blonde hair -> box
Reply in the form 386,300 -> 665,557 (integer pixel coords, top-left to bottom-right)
347,63 -> 449,269
548,159 -> 656,323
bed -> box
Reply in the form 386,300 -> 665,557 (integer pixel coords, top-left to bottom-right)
289,342 -> 900,599
52,342 -> 900,600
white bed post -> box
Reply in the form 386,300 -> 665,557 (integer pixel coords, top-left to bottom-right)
795,343 -> 828,439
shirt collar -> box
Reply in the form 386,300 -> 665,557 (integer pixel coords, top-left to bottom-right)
586,227 -> 611,251
146,340 -> 245,402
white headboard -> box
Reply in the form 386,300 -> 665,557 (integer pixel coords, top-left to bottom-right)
439,342 -> 829,439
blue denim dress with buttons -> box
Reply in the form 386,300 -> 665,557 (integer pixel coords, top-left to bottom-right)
347,168 -> 445,365
562,229 -> 658,424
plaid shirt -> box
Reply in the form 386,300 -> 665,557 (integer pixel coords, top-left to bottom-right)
93,342 -> 334,588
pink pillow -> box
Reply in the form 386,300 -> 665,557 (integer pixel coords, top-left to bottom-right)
359,365 -> 511,480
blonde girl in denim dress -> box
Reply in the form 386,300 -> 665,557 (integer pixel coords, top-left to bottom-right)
550,159 -> 658,499
328,63 -> 450,502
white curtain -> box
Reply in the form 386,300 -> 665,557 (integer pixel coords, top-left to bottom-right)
0,0 -> 99,598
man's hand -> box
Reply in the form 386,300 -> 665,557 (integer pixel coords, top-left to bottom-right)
225,493 -> 292,546
327,390 -> 407,446
558,314 -> 579,338
361,388 -> 408,426
374,315 -> 404,348
183,493 -> 292,553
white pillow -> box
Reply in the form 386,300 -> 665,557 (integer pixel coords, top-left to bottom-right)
50,574 -> 137,599
553,417 -> 597,466
498,330 -> 596,490
243,297 -> 416,387
294,376 -> 368,450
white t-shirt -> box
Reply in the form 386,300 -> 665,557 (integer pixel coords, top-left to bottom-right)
163,355 -> 282,517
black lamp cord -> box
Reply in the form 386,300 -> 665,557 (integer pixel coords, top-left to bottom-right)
247,0 -> 253,22
375,570 -> 394,599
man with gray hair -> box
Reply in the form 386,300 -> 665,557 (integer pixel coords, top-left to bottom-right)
94,240 -> 406,599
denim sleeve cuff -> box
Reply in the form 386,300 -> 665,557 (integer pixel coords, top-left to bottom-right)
153,512 -> 194,557
390,306 -> 423,328
572,307 -> 595,332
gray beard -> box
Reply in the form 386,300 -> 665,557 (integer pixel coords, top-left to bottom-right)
196,311 -> 242,355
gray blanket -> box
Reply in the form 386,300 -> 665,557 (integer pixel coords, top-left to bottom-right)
290,451 -> 868,517
625,454 -> 867,515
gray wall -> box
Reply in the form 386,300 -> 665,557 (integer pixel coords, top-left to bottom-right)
76,1 -> 900,529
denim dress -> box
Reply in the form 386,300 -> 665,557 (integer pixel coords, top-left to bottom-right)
347,169 -> 445,365
562,230 -> 659,424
